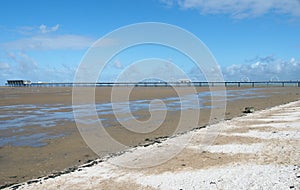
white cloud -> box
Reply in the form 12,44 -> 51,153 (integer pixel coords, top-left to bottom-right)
223,56 -> 300,81
0,62 -> 10,70
2,24 -> 60,35
7,52 -> 38,73
1,34 -> 120,51
163,0 -> 300,18
2,35 -> 95,50
113,60 -> 123,69
39,24 -> 60,34
0,51 -> 77,83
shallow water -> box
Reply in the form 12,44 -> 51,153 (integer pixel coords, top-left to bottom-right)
0,88 -> 270,147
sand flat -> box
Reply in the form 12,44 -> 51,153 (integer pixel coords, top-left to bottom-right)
0,87 -> 300,187
7,100 -> 300,190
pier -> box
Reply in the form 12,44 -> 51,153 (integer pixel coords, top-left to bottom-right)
6,81 -> 300,87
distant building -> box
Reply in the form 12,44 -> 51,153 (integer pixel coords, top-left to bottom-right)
7,80 -> 32,87
178,79 -> 191,83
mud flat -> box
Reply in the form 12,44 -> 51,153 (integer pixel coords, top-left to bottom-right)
0,86 -> 299,187
5,97 -> 300,190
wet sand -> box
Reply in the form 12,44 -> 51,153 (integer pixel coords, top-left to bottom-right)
0,86 -> 299,187
6,96 -> 300,190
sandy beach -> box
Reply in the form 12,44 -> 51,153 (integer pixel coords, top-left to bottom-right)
0,86 -> 300,188
4,96 -> 300,190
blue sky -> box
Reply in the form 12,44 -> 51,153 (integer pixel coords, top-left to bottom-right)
0,0 -> 300,84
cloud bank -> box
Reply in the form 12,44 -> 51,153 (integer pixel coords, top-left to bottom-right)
0,24 -> 96,84
1,24 -> 97,51
0,52 -> 76,84
223,56 -> 300,81
162,0 -> 300,19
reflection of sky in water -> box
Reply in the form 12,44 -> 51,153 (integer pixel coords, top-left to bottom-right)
0,88 -> 269,147
0,133 -> 65,147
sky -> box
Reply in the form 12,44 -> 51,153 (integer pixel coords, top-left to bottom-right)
0,0 -> 300,84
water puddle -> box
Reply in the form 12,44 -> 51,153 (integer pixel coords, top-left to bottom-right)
0,88 -> 272,147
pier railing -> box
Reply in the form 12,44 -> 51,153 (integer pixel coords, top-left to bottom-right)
6,81 -> 300,87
